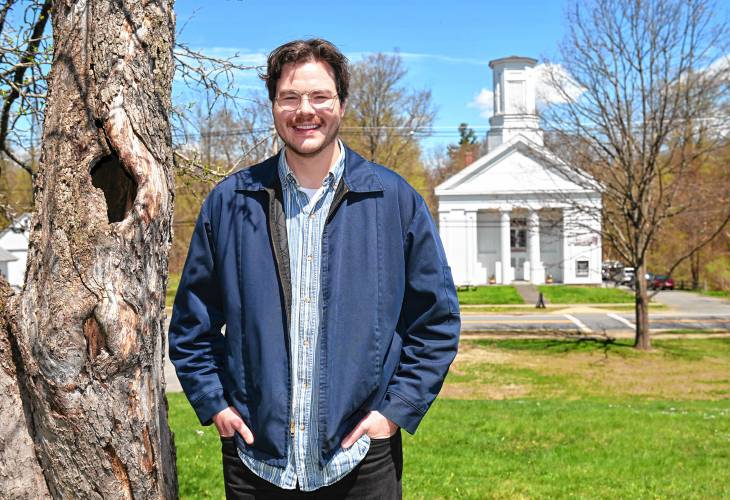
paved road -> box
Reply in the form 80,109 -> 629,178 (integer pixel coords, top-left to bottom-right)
461,291 -> 730,333
651,290 -> 730,314
460,311 -> 730,334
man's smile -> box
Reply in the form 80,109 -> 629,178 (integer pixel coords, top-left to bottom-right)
293,123 -> 321,131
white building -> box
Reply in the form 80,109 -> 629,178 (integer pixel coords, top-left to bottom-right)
0,213 -> 30,288
436,56 -> 602,286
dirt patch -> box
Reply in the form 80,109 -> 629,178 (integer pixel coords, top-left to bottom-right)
522,351 -> 730,400
442,340 -> 730,401
441,382 -> 530,400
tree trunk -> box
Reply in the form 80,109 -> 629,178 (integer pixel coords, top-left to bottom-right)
690,250 -> 701,290
3,0 -> 178,498
0,281 -> 50,499
634,264 -> 651,350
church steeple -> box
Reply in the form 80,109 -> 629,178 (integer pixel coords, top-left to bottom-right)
486,56 -> 544,151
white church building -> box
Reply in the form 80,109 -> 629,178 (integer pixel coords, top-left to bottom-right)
436,56 -> 602,286
0,213 -> 30,289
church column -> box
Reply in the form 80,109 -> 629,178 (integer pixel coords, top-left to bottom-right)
499,209 -> 512,284
465,210 -> 478,285
528,209 -> 545,284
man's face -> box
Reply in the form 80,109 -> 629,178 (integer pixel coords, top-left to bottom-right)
272,60 -> 345,159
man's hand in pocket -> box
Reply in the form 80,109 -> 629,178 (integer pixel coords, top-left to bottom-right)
212,406 -> 254,445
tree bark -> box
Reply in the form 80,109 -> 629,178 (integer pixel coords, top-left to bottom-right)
634,264 -> 651,350
0,281 -> 51,499
690,250 -> 701,290
3,0 -> 178,498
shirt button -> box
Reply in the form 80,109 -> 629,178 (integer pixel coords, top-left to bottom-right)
300,425 -> 305,431
307,255 -> 313,262
309,214 -> 315,219
304,297 -> 311,303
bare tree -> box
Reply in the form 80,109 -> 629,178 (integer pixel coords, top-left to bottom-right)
0,0 -> 178,497
0,1 -> 264,185
543,0 -> 730,349
0,0 -> 52,177
173,96 -> 277,183
343,53 -> 435,197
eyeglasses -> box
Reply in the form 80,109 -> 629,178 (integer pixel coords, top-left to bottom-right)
275,90 -> 339,111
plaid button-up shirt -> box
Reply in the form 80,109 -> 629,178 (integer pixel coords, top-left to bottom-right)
237,142 -> 370,491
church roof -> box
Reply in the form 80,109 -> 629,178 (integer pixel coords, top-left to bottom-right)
435,134 -> 600,197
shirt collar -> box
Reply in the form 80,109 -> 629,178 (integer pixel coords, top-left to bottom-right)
277,139 -> 345,191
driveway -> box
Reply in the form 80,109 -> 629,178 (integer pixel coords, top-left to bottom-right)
650,290 -> 730,315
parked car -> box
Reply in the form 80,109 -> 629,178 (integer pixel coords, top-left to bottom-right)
650,275 -> 674,290
602,260 -> 623,281
620,267 -> 635,286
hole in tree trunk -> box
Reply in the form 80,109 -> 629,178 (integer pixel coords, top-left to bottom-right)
90,152 -> 137,223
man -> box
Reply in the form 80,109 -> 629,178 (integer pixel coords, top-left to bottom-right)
169,39 -> 460,499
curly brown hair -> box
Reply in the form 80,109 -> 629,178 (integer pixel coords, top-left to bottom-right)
261,39 -> 350,105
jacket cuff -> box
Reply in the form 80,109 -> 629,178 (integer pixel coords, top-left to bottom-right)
377,391 -> 425,434
190,388 -> 229,426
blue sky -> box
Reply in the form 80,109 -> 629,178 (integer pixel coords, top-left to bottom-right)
174,0 -> 571,151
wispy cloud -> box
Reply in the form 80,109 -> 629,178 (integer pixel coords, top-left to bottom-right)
346,51 -> 489,66
707,53 -> 730,73
186,46 -> 268,66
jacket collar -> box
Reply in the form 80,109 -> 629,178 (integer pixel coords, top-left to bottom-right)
235,143 -> 384,193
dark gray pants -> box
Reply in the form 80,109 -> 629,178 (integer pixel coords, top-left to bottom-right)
222,432 -> 403,499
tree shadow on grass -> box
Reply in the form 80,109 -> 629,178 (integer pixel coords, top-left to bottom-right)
469,332 -> 637,359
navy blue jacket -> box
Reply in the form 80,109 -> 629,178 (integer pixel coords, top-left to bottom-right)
169,146 -> 460,467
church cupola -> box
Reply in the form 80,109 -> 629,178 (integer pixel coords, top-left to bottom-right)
486,56 -> 544,151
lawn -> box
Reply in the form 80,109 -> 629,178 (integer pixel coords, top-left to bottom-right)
168,338 -> 730,499
538,284 -> 634,304
458,285 -> 524,305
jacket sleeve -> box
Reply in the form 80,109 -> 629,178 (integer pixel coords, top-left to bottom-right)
377,200 -> 461,434
168,198 -> 229,425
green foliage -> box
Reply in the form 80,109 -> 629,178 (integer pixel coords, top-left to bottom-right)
705,255 -> 730,293
458,286 -> 524,305
537,285 -> 634,303
457,122 -> 477,145
0,162 -> 33,226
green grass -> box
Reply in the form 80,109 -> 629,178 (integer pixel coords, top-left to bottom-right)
168,393 -> 730,499
168,338 -> 730,498
467,337 -> 730,361
403,398 -> 730,499
590,303 -> 667,312
460,305 -> 568,313
701,290 -> 730,299
658,328 -> 730,335
538,284 -> 634,304
168,393 -> 224,499
468,337 -> 637,355
458,286 -> 524,305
